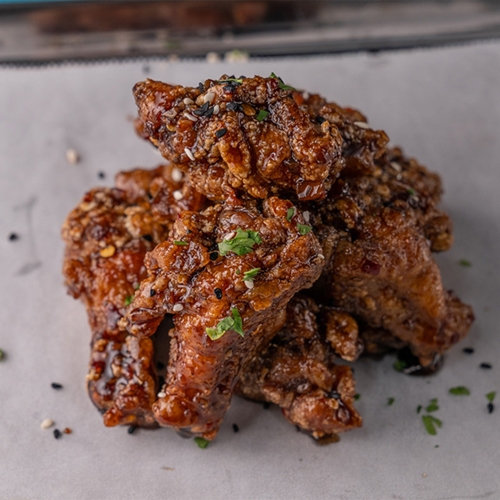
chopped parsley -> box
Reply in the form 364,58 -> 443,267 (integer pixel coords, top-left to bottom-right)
459,259 -> 472,267
218,228 -> 262,256
407,188 -> 416,196
243,268 -> 260,281
422,415 -> 442,435
194,437 -> 210,449
297,224 -> 312,235
218,78 -> 243,84
124,295 -> 134,306
0,349 -> 3,361
134,283 -> 140,290
393,360 -> 407,372
486,391 -> 496,403
425,398 -> 439,413
354,394 -> 361,401
286,207 -> 295,222
449,386 -> 470,396
256,110 -> 269,121
387,397 -> 395,406
269,72 -> 296,91
173,241 -> 188,246
206,308 -> 244,340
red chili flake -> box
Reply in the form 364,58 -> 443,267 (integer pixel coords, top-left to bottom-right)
63,428 -> 72,434
361,259 -> 381,276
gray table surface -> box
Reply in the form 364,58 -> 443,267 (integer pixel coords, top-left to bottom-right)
1,43 -> 499,500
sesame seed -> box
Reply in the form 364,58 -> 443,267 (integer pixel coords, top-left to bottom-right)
99,245 -> 116,258
53,429 -> 62,439
328,391 -> 341,399
150,289 -> 156,297
183,97 -> 194,105
463,347 -> 475,354
41,419 -> 54,429
316,116 -> 326,124
128,425 -> 137,435
226,102 -> 239,111
224,231 -> 235,241
488,402 -> 495,414
184,148 -> 195,161
171,167 -> 183,182
98,171 -> 106,179
354,121 -> 370,129
232,423 -> 239,433
66,149 -> 79,164
213,105 -> 220,115
263,402 -> 270,410
244,280 -> 254,290
209,252 -> 218,261
214,288 -> 223,299
173,190 -> 184,201
303,211 -> 310,222
51,383 -> 63,390
390,161 -> 402,172
204,92 -> 215,103
215,128 -> 227,138
302,91 -> 310,99
143,234 -> 153,242
164,109 -> 177,118
480,363 -> 492,369
8,232 -> 19,241
184,113 -> 198,122
173,304 -> 184,312
157,392 -> 166,398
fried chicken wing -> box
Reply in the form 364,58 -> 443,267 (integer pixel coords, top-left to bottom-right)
121,196 -> 325,439
237,296 -> 362,439
133,75 -> 344,201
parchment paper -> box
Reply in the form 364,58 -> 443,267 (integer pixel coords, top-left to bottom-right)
1,42 -> 499,500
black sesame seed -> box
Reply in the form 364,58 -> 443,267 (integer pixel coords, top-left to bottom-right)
142,234 -> 153,242
232,423 -> 239,433
193,102 -> 210,116
316,116 -> 326,124
263,402 -> 271,410
215,128 -> 227,138
238,75 -> 246,80
463,347 -> 475,354
480,363 -> 492,369
226,102 -> 239,111
186,229 -> 192,234
150,289 -> 156,297
328,391 -> 341,399
223,85 -> 234,92
209,252 -> 219,261
147,192 -> 153,200
204,106 -> 214,118
214,288 -> 223,300
9,232 -> 19,241
53,429 -> 62,439
51,383 -> 63,390
296,426 -> 301,432
488,402 -> 495,414
197,82 -> 204,92
98,171 -> 106,179
128,425 -> 137,434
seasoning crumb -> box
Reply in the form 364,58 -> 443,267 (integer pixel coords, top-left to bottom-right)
150,289 -> 156,297
459,259 -> 472,267
66,149 -> 79,164
462,347 -> 474,354
172,304 -> 183,312
232,423 -> 239,433
354,394 -> 361,401
387,397 -> 395,406
206,52 -> 220,63
8,232 -> 19,242
263,402 -> 271,410
41,419 -> 54,429
422,473 -> 427,478
416,405 -> 422,414
0,349 -> 3,361
98,171 -> 106,179
51,382 -> 63,390
435,445 -> 439,448
127,425 -> 137,435
53,429 -> 62,439
63,428 -> 72,434
487,403 -> 495,414
480,362 -> 492,369
161,467 -> 175,471
99,245 -> 116,258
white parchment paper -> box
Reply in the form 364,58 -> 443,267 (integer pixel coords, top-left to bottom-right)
1,42 -> 499,500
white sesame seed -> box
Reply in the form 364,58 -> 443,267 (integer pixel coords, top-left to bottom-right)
354,121 -> 370,129
171,167 -> 183,182
206,52 -> 221,63
204,92 -> 215,103
165,109 -> 177,118
390,161 -> 402,172
66,149 -> 79,164
173,303 -> 184,312
41,418 -> 54,429
184,112 -> 198,122
224,231 -> 236,241
244,280 -> 254,290
302,91 -> 310,99
183,97 -> 194,105
184,148 -> 195,161
157,392 -> 166,398
303,211 -> 310,222
173,190 -> 184,201
213,105 -> 220,115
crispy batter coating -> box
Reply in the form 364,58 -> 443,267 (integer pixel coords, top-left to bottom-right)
121,195 -> 325,438
237,296 -> 362,439
62,166 -> 205,427
133,75 -> 344,201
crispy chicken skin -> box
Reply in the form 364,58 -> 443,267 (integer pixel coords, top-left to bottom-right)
237,296 -> 362,439
62,166 -> 205,427
121,195 -> 325,439
133,75 -> 345,201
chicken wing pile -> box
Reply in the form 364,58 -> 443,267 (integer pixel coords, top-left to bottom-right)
62,74 -> 474,443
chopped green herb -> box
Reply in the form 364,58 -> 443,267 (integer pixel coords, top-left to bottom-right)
393,360 -> 407,372
425,398 -> 439,413
435,445 -> 439,448
218,78 -> 243,84
286,207 -> 295,222
236,269 -> 241,274
354,394 -> 361,401
194,437 -> 210,449
173,241 -> 188,246
486,391 -> 496,403
269,72 -> 296,91
256,109 -> 269,121
422,415 -> 442,435
449,386 -> 470,396
0,349 -> 3,361
134,283 -> 140,290
124,295 -> 134,306
297,224 -> 312,235
459,259 -> 472,267
387,397 -> 395,406
407,188 -> 416,196
218,228 -> 262,256
243,268 -> 260,281
416,405 -> 422,414
206,308 -> 244,340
